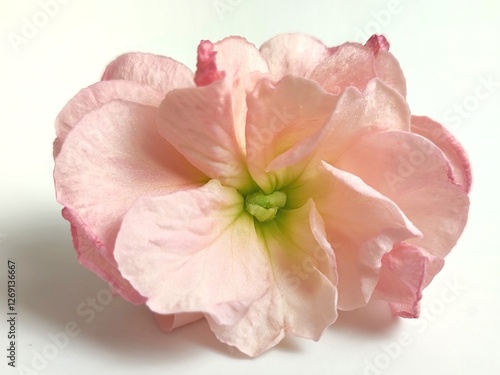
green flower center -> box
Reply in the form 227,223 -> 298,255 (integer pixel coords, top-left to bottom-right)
245,190 -> 287,222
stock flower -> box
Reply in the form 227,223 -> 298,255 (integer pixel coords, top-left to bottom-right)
53,34 -> 470,356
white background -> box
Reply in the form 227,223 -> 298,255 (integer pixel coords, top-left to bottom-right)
1,0 -> 499,374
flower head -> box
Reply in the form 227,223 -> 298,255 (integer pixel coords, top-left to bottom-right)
53,34 -> 470,356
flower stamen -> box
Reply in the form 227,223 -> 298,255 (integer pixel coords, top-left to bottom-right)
245,191 -> 287,222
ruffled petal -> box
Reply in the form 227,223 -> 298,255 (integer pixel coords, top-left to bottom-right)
373,243 -> 444,318
245,75 -> 338,192
54,80 -> 163,157
54,100 -> 205,256
157,80 -> 251,191
101,52 -> 194,94
335,130 -> 470,258
268,79 -> 410,175
114,180 -> 271,325
208,200 -> 337,357
259,33 -> 332,79
291,162 -> 421,310
62,208 -> 145,304
207,289 -> 283,357
411,115 -> 472,193
212,37 -> 270,151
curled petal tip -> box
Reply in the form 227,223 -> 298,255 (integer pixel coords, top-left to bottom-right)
194,40 -> 226,86
365,34 -> 390,55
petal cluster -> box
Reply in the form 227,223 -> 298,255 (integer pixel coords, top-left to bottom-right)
53,34 -> 470,356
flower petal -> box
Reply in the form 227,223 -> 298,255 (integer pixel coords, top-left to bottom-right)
101,52 -> 194,94
373,50 -> 407,97
207,200 -> 337,357
245,75 -> 338,192
268,79 -> 410,175
213,37 -> 270,151
62,208 -> 145,304
115,180 -> 271,325
259,33 -> 332,79
154,312 -> 204,332
335,130 -> 470,258
54,100 -> 205,256
309,42 -> 376,94
157,80 -> 251,191
54,80 -> 163,157
290,162 -> 421,310
411,115 -> 472,193
373,243 -> 444,318
213,36 -> 270,82
264,200 -> 338,338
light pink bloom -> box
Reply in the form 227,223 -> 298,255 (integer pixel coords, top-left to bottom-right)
53,34 -> 471,356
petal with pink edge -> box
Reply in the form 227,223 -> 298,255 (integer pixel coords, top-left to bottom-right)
335,130 -> 470,258
208,200 -> 337,357
115,180 -> 271,325
62,208 -> 146,304
54,100 -> 205,256
245,75 -> 338,192
290,162 -> 421,310
373,243 -> 444,318
259,33 -> 332,80
101,52 -> 194,94
157,80 -> 251,191
411,115 -> 472,193
364,35 -> 406,97
54,80 -> 163,157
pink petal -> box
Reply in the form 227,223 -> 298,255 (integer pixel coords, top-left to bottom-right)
208,200 -> 337,357
62,208 -> 146,304
411,115 -> 472,193
335,130 -> 470,259
54,80 -> 163,157
213,36 -> 270,150
373,50 -> 407,97
309,42 -> 377,94
245,75 -> 338,192
114,180 -> 271,325
157,80 -> 251,191
373,243 -> 444,318
259,33 -> 332,79
207,289 -> 284,357
194,40 -> 226,86
54,100 -> 205,257
154,312 -> 204,332
213,36 -> 269,82
268,79 -> 410,174
293,162 -> 421,310
101,52 -> 194,94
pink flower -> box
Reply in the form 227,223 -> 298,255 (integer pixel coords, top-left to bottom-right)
53,34 -> 471,356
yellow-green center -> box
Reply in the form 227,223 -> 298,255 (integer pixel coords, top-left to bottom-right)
245,190 -> 287,222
